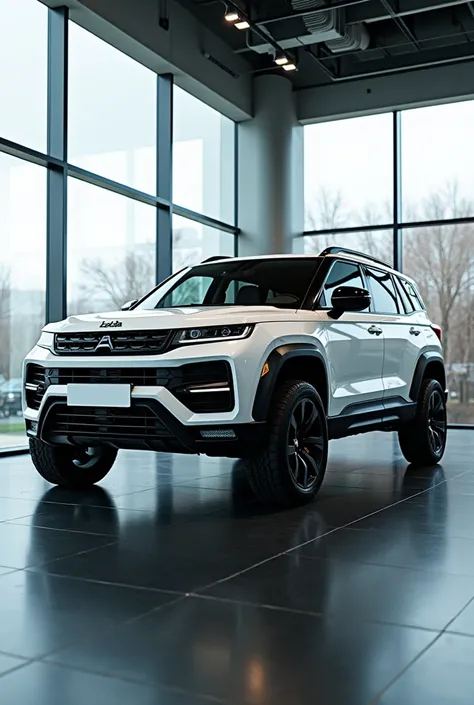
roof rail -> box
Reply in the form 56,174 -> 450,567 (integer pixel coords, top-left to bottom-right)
319,247 -> 391,269
201,256 -> 233,264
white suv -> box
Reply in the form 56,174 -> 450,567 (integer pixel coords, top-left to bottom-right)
23,247 -> 447,506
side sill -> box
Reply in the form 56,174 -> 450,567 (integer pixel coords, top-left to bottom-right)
328,402 -> 417,440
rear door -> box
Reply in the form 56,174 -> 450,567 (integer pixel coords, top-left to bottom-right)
320,260 -> 385,417
364,266 -> 424,404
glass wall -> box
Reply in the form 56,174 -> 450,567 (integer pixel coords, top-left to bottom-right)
304,113 -> 393,230
67,179 -> 156,314
0,2 -> 238,452
172,215 -> 235,271
303,101 -> 474,425
173,86 -> 235,225
0,154 -> 46,448
0,0 -> 48,150
68,23 -> 157,192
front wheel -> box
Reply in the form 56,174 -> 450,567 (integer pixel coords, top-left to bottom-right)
245,380 -> 328,506
398,379 -> 447,466
29,438 -> 118,489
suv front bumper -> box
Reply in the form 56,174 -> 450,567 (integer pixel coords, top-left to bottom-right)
23,334 -> 276,456
26,396 -> 266,457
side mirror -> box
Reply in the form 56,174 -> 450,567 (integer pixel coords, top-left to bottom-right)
121,299 -> 138,311
329,286 -> 371,320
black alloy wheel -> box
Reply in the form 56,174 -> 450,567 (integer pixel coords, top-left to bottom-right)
428,388 -> 447,455
398,378 -> 447,466
287,398 -> 325,493
245,380 -> 328,506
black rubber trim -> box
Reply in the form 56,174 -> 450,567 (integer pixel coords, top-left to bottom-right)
410,352 -> 446,401
252,344 -> 328,422
34,395 -> 266,458
327,399 -> 417,440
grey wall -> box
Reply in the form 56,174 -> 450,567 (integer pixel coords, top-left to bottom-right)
238,75 -> 304,256
297,61 -> 474,123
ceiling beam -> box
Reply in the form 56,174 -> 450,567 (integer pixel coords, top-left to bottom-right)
256,0 -> 469,27
297,56 -> 474,122
256,0 -> 371,26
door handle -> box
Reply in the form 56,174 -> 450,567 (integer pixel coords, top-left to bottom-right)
409,327 -> 421,336
368,325 -> 382,336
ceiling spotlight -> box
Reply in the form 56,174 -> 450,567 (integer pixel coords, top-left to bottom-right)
224,10 -> 240,22
283,62 -> 297,71
275,54 -> 289,66
235,20 -> 250,29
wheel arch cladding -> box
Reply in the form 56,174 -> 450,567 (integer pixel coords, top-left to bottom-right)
410,352 -> 446,401
252,344 -> 329,421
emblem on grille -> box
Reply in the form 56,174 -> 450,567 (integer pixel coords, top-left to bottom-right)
100,321 -> 122,328
96,335 -> 113,351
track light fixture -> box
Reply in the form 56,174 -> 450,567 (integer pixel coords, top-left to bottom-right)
282,62 -> 297,71
224,7 -> 239,22
235,20 -> 250,29
274,53 -> 289,66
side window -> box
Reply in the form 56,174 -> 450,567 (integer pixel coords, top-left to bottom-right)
320,261 -> 366,308
400,279 -> 425,311
365,267 -> 399,314
393,276 -> 414,314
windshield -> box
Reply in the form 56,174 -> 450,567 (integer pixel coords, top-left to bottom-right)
135,258 -> 322,311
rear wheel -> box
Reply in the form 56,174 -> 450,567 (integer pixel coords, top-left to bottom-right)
29,438 -> 118,489
245,380 -> 328,506
398,379 -> 447,466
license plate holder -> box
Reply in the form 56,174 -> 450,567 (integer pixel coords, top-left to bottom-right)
67,384 -> 131,408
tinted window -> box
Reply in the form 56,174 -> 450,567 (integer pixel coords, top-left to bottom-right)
366,267 -> 399,314
139,258 -> 322,310
320,261 -> 365,307
393,275 -> 414,313
400,278 -> 425,311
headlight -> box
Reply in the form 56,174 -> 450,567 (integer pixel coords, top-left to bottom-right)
37,331 -> 54,350
174,325 -> 253,345
7,393 -> 15,401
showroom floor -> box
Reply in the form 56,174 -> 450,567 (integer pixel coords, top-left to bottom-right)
0,432 -> 472,704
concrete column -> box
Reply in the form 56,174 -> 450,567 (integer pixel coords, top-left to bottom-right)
238,74 -> 304,256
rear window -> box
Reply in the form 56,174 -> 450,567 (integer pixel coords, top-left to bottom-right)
393,275 -> 414,313
400,278 -> 425,311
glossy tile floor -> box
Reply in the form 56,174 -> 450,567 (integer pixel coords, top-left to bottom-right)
0,432 -> 473,704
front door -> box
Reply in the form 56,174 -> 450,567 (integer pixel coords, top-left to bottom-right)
319,260 -> 385,418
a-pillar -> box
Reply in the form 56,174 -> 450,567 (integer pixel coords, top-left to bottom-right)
237,74 -> 304,256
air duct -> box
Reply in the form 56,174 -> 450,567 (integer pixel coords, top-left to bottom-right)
247,0 -> 369,56
326,23 -> 370,53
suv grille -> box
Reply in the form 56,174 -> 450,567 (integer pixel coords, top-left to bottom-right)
54,330 -> 171,356
25,361 -> 233,414
44,404 -> 171,440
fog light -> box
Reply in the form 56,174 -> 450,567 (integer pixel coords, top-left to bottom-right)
200,429 -> 236,439
29,421 -> 38,434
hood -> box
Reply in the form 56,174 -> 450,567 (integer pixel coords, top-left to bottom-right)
45,305 -> 297,333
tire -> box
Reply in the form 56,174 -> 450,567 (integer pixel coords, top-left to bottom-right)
398,379 -> 447,466
29,438 -> 118,489
245,380 -> 328,506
